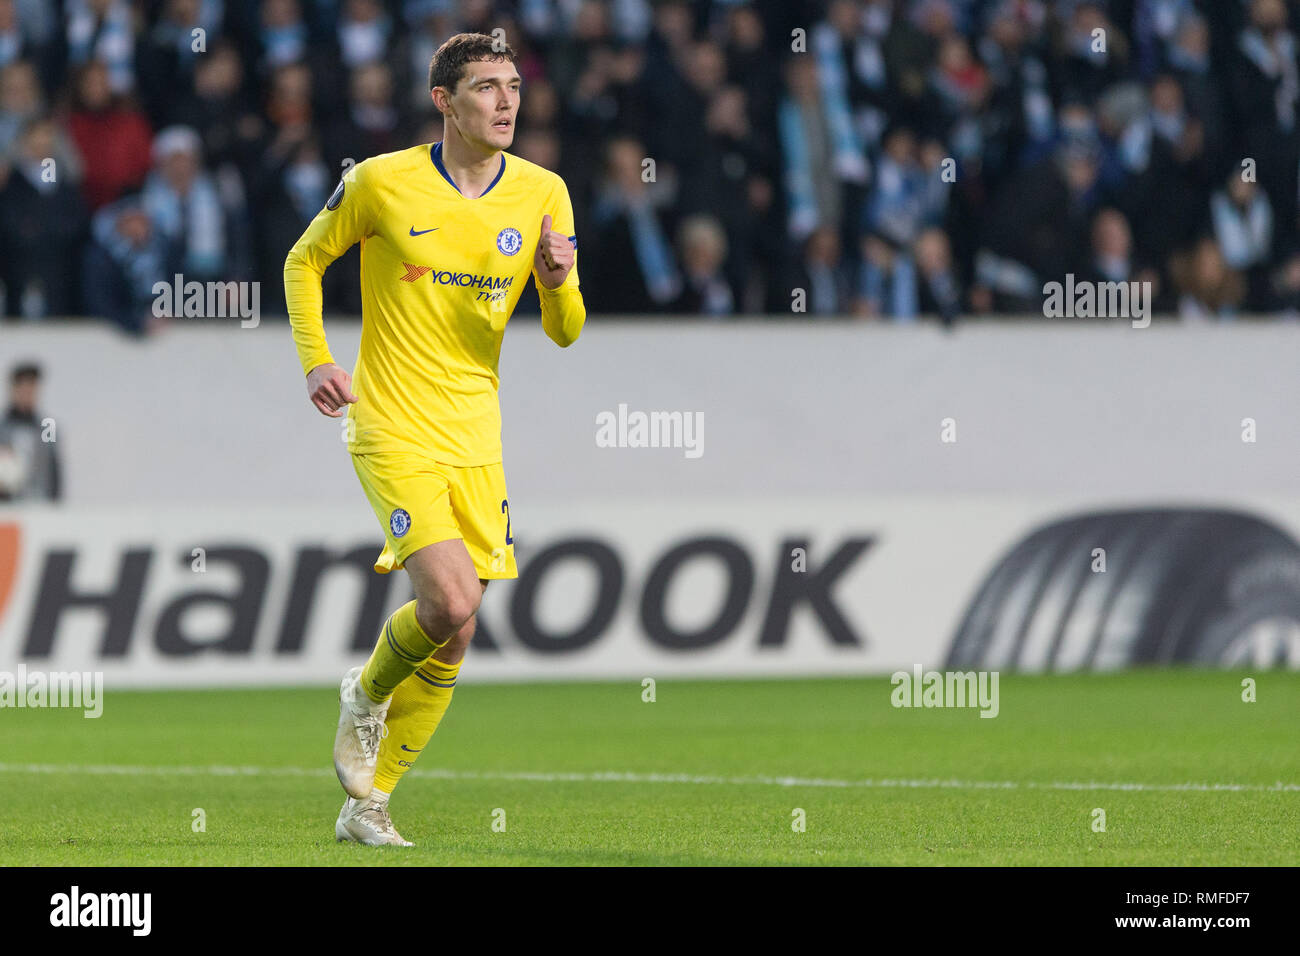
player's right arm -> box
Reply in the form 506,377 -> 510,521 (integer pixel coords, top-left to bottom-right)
283,160 -> 384,416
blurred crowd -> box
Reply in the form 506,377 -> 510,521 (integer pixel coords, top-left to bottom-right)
3,0 -> 1300,325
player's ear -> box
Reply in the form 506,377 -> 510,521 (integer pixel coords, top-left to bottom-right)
430,85 -> 452,116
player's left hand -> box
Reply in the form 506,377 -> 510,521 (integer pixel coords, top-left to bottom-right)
534,214 -> 575,289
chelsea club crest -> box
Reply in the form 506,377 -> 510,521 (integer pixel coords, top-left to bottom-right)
496,227 -> 522,256
389,508 -> 411,538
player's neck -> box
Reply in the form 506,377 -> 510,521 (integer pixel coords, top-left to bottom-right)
440,129 -> 504,199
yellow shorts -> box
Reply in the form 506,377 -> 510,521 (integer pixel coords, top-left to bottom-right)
351,451 -> 518,579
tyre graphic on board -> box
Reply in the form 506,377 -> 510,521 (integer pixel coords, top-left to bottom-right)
945,509 -> 1300,671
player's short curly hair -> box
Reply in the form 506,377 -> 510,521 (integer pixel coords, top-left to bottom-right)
428,33 -> 517,93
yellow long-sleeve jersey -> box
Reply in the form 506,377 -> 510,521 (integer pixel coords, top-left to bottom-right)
284,142 -> 586,465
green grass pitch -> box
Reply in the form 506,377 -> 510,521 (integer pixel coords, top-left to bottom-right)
2,670 -> 1297,866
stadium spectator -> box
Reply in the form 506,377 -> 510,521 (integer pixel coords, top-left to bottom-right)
0,115 -> 88,317
253,130 -> 348,315
672,214 -> 734,316
142,125 -> 245,284
64,0 -> 135,94
1172,235 -> 1246,321
0,0 -> 39,73
0,362 -> 61,502
588,135 -> 680,313
979,130 -> 1106,310
1088,207 -> 1137,282
258,0 -> 310,71
1211,166 -> 1275,308
324,62 -> 406,172
136,0 -> 221,126
676,86 -> 772,300
337,0 -> 393,68
82,196 -> 178,335
65,59 -> 151,210
1055,1 -> 1129,103
1230,0 -> 1300,251
0,58 -> 42,154
914,226 -> 961,325
779,54 -> 866,243
789,226 -> 850,317
168,41 -> 262,180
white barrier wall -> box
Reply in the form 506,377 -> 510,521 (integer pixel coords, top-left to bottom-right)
1,321 -> 1298,683
2,319 -> 1298,504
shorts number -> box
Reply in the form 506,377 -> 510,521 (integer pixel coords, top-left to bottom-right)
501,498 -> 512,545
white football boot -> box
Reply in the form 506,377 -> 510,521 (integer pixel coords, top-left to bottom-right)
335,796 -> 414,847
333,665 -> 391,799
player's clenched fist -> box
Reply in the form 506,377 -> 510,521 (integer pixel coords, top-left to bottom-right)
307,362 -> 358,417
534,213 -> 575,289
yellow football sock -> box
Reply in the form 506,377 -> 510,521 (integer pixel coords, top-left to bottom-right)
359,601 -> 446,703
373,656 -> 461,794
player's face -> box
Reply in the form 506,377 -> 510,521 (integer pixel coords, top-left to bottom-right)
450,60 -> 520,152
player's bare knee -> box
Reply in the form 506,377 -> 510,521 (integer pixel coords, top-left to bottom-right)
417,589 -> 478,637
414,596 -> 459,640
443,591 -> 479,631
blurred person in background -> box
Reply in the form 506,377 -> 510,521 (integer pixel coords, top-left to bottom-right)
588,134 -> 680,312
640,0 -> 694,149
63,0 -> 135,94
678,85 -> 772,308
257,0 -> 309,72
672,214 -> 734,316
779,53 -> 866,243
253,131 -> 333,314
0,362 -> 61,502
0,59 -> 43,153
652,38 -> 727,176
979,124 -> 1107,312
977,0 -> 1055,188
857,230 -> 916,319
721,2 -> 775,130
1230,0 -> 1300,252
0,115 -> 88,317
165,41 -> 263,183
1172,235 -> 1246,321
856,125 -> 949,320
1166,14 -> 1223,172
324,61 -> 406,172
1088,206 -> 1139,283
82,195 -> 178,335
0,0 -> 49,78
136,0 -> 223,127
914,226 -> 961,325
1113,74 -> 1208,273
1055,0 -> 1129,103
337,0 -> 392,68
1210,165 -> 1274,309
789,225 -> 850,317
142,124 -> 245,284
514,125 -> 560,172
64,58 -> 151,210
928,32 -> 989,132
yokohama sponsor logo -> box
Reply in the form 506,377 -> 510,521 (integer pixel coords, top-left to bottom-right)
398,262 -> 512,290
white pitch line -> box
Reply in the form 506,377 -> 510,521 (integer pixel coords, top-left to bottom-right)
1,762 -> 1297,793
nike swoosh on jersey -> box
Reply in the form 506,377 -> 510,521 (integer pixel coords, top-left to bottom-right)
400,745 -> 423,752
409,227 -> 439,236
